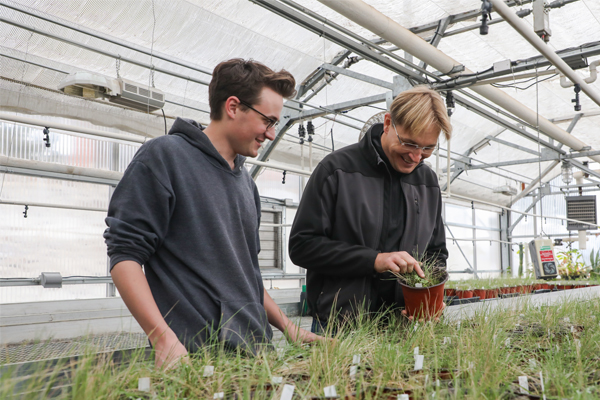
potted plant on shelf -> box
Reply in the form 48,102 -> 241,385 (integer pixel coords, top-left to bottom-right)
556,248 -> 588,280
393,255 -> 448,319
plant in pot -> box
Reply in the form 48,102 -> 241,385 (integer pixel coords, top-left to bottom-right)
557,248 -> 588,279
589,248 -> 600,279
393,255 -> 448,320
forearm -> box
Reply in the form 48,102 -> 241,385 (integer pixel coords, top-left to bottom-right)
264,289 -> 293,333
111,261 -> 174,345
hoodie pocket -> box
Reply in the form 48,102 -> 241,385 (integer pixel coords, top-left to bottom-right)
218,300 -> 272,353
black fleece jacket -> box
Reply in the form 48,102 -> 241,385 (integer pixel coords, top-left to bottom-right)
104,118 -> 271,352
289,123 -> 448,321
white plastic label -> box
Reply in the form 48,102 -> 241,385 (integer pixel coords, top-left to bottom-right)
518,376 -> 529,394
570,326 -> 576,333
272,376 -> 283,384
203,365 -> 215,377
564,317 -> 570,323
414,354 -> 424,371
415,283 -> 423,288
539,371 -> 547,400
349,365 -> 357,379
457,321 -> 461,329
529,359 -> 536,368
398,394 -> 409,400
324,385 -> 337,397
352,354 -> 361,365
138,377 -> 150,392
213,393 -> 224,399
505,338 -> 510,347
280,384 -> 295,400
413,346 -> 419,356
443,337 -> 451,345
414,323 -> 419,332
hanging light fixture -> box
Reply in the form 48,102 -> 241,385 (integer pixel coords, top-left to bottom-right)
561,161 -> 573,185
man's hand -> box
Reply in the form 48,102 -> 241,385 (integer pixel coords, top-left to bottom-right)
152,328 -> 189,370
283,322 -> 330,344
375,251 -> 425,278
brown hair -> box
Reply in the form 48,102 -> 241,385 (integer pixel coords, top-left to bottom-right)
208,58 -> 296,120
389,86 -> 452,140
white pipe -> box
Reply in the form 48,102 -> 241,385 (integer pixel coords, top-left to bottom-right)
490,0 -> 600,108
316,0 -> 600,163
511,160 -> 559,204
446,137 -> 451,196
0,112 -> 147,144
560,60 -> 600,88
573,169 -> 600,185
0,156 -> 125,181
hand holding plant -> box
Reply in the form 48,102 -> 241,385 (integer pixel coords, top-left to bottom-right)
374,251 -> 425,277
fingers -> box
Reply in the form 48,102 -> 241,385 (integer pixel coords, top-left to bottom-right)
413,262 -> 425,278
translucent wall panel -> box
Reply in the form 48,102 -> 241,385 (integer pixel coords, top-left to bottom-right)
475,229 -> 501,273
0,121 -> 140,172
0,174 -> 110,303
255,168 -> 302,204
444,203 -> 472,225
445,226 -> 473,274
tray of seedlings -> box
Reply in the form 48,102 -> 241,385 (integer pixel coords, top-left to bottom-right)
2,279 -> 599,399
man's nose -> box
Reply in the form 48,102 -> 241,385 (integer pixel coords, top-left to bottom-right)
265,126 -> 276,141
408,150 -> 422,162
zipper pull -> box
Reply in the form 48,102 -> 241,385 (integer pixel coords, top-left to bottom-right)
415,198 -> 420,214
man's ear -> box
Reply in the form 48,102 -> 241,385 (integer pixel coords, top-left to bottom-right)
224,96 -> 241,120
382,113 -> 392,134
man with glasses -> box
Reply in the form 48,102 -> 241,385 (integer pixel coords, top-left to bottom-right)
289,86 -> 452,332
105,59 -> 320,368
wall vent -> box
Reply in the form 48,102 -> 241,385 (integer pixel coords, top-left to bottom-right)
566,195 -> 597,231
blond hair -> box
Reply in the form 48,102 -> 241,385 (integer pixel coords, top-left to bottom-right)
389,86 -> 452,140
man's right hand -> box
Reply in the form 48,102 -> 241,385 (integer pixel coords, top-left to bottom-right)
374,251 -> 425,278
152,328 -> 189,370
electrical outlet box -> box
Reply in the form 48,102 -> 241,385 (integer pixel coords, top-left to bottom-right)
493,59 -> 512,73
528,239 -> 558,280
533,0 -> 551,42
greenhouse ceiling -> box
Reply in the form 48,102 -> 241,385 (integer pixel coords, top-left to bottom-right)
1,0 -> 600,207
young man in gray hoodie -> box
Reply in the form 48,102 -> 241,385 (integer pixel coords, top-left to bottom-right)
104,59 -> 319,368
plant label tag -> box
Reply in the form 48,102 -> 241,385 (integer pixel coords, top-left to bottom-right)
414,323 -> 419,332
415,283 -> 423,288
203,366 -> 215,377
539,371 -> 547,400
518,376 -> 529,394
280,384 -> 295,400
138,377 -> 150,392
398,395 -> 409,400
424,374 -> 429,386
457,321 -> 461,329
443,336 -> 451,345
213,393 -> 224,399
414,346 -> 419,357
570,326 -> 576,333
436,379 -> 441,387
349,365 -> 357,379
564,317 -> 570,323
272,377 -> 283,384
324,385 -> 337,397
505,338 -> 510,347
529,359 -> 536,368
352,354 -> 361,365
277,348 -> 285,359
414,354 -> 424,371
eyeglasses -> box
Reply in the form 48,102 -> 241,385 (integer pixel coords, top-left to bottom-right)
392,123 -> 437,154
238,99 -> 279,130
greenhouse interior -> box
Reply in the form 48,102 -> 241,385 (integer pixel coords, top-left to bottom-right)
1,0 -> 600,398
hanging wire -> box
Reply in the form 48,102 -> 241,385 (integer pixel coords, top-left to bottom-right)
535,63 -> 548,239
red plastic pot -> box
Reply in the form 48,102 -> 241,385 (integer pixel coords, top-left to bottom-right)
445,288 -> 456,297
488,288 -> 499,298
541,283 -> 550,290
473,289 -> 487,300
456,289 -> 474,299
399,272 -> 449,320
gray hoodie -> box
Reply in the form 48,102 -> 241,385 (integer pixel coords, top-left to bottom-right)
104,117 -> 271,352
